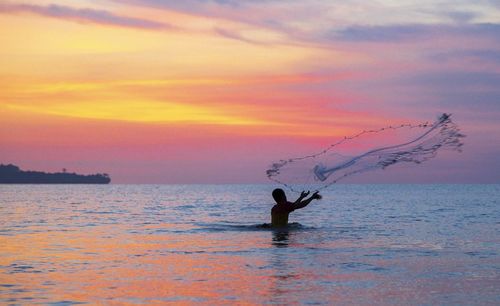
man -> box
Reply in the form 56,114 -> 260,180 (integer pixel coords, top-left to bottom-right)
271,188 -> 321,227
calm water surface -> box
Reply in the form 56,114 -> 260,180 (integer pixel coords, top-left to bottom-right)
1,184 -> 499,305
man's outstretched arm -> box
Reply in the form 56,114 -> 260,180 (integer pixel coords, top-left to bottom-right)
293,191 -> 321,210
293,191 -> 309,205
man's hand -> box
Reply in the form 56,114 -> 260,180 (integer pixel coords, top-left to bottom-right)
293,190 -> 321,210
311,191 -> 322,200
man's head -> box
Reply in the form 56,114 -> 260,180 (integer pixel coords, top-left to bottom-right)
272,188 -> 287,203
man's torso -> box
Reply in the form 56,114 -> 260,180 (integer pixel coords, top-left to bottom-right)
271,203 -> 295,227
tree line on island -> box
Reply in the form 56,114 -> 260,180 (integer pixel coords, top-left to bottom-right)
0,164 -> 110,184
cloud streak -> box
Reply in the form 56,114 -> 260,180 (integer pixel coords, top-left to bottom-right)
329,23 -> 500,43
429,49 -> 500,64
115,0 -> 500,44
0,2 -> 174,30
213,27 -> 268,45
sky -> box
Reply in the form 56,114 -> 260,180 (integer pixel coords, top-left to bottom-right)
1,0 -> 499,183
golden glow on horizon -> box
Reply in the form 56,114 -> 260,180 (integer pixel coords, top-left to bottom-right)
5,78 -> 238,94
0,1 -> 386,148
0,8 -> 330,132
5,100 -> 269,125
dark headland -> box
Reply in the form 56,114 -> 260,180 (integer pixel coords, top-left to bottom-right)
0,164 -> 111,184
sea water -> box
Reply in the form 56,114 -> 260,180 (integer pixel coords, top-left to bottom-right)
0,184 -> 499,305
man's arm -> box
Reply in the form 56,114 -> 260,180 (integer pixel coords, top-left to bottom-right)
293,191 -> 321,210
293,191 -> 309,205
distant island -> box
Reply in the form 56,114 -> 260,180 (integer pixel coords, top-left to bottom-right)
0,164 -> 111,184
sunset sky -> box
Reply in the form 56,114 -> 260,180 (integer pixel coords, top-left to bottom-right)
1,0 -> 499,183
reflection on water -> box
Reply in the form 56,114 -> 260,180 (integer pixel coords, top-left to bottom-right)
0,184 -> 499,305
269,229 -> 296,305
272,230 -> 290,248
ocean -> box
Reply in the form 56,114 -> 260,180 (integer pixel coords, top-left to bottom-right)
0,184 -> 499,305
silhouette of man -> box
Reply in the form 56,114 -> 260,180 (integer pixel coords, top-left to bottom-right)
271,188 -> 321,227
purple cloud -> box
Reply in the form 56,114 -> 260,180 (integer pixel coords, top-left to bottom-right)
329,23 -> 500,43
331,24 -> 430,42
401,71 -> 500,90
111,1 -> 500,46
0,3 -> 174,30
114,0 -> 295,33
429,50 -> 500,64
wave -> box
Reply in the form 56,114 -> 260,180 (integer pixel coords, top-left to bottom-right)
193,222 -> 315,232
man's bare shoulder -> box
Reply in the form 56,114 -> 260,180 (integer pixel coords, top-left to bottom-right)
271,202 -> 294,214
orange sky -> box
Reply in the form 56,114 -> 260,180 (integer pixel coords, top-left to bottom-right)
1,0 -> 499,183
